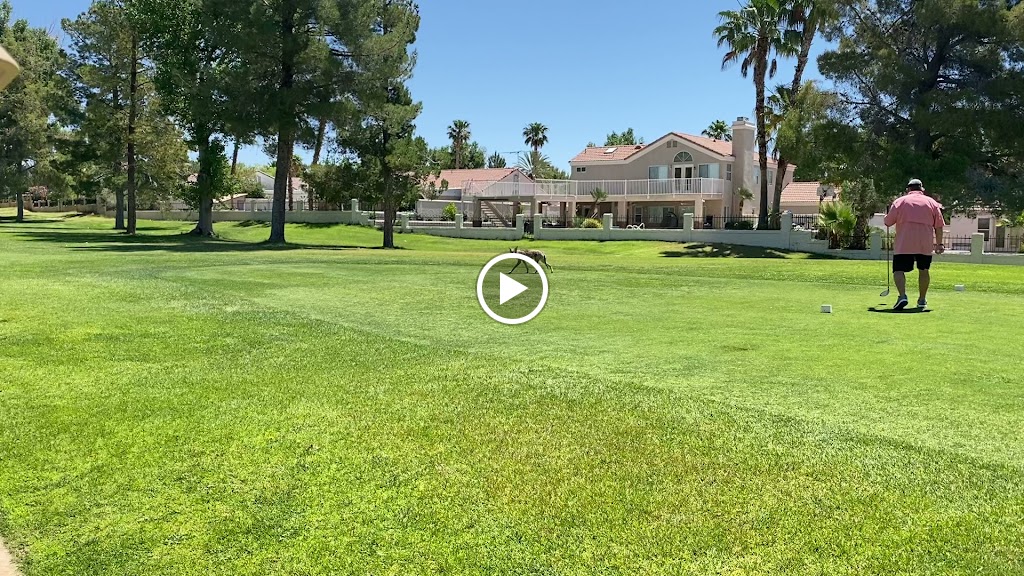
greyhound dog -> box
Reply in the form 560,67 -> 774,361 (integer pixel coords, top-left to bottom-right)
509,247 -> 553,274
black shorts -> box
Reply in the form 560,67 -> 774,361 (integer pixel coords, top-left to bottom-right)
893,254 -> 933,272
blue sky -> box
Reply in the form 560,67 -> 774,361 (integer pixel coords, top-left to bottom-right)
15,0 -> 832,169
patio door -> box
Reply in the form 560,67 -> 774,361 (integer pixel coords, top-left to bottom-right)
674,165 -> 694,192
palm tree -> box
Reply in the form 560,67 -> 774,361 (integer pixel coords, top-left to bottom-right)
447,120 -> 470,169
486,151 -> 506,168
737,186 -> 754,214
715,0 -> 799,230
590,188 -> 608,218
702,119 -> 733,141
771,0 -> 839,222
522,122 -> 549,153
818,200 -> 856,249
516,150 -> 551,179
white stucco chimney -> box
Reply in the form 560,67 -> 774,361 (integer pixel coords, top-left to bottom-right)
729,117 -> 756,216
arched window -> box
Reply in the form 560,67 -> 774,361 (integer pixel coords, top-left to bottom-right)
673,151 -> 693,163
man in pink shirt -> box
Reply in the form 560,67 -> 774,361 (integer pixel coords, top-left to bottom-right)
883,179 -> 946,309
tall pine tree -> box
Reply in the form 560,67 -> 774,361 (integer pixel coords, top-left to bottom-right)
339,0 -> 424,249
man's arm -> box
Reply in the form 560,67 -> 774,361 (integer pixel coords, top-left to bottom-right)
883,202 -> 898,227
933,205 -> 946,253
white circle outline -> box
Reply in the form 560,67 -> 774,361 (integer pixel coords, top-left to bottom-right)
476,253 -> 549,325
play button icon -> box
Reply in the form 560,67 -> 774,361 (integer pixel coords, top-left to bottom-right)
477,253 -> 549,325
498,273 -> 528,305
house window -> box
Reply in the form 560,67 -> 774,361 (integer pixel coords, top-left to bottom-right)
666,141 -> 679,149
648,165 -> 669,180
698,164 -> 720,179
979,217 -> 991,241
575,167 -> 586,173
726,164 -> 733,181
767,169 -> 775,184
673,151 -> 693,163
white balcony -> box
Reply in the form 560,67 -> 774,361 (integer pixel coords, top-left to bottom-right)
462,178 -> 727,200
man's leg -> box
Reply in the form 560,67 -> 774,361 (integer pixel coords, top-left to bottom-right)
895,271 -> 907,296
892,254 -> 912,309
917,255 -> 933,306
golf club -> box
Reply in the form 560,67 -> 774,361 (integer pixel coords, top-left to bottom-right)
879,226 -> 891,297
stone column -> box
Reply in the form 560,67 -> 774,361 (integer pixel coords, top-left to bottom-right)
971,232 -> 985,261
455,213 -> 464,230
472,199 -> 482,228
780,211 -> 793,249
400,213 -> 410,233
869,228 -> 882,260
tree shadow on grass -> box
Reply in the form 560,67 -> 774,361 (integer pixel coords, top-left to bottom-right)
5,228 -> 376,253
295,222 -> 343,229
660,243 -> 834,259
0,215 -> 69,225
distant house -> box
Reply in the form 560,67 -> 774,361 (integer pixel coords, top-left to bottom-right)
450,118 -> 800,228
420,168 -> 534,200
416,168 -> 535,221
244,171 -> 309,210
565,118 -> 796,225
777,181 -> 838,216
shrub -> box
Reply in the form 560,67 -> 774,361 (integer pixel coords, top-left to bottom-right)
819,201 -> 856,249
725,220 -> 754,230
441,202 -> 457,221
581,218 -> 603,229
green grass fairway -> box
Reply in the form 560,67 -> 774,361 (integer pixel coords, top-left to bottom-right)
2,211 -> 1024,575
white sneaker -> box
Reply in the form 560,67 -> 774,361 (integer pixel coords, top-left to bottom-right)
894,295 -> 909,310
917,298 -> 927,309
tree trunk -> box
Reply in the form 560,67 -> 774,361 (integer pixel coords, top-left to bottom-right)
312,117 -> 326,166
115,188 -> 125,229
271,130 -> 293,242
191,137 -> 216,236
269,0 -> 296,244
771,19 -> 818,224
15,192 -> 24,222
230,138 -> 240,175
851,215 -> 868,250
288,173 -> 294,211
382,196 -> 396,249
126,33 -> 139,235
755,44 -> 770,230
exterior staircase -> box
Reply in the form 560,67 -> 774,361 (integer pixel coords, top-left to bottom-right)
480,201 -> 511,227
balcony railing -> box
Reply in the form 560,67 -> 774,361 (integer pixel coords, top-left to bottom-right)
462,178 -> 727,199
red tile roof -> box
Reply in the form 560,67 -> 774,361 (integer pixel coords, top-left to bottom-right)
672,133 -> 734,157
570,144 -> 647,163
424,168 -> 530,189
570,132 -> 783,166
782,181 -> 838,204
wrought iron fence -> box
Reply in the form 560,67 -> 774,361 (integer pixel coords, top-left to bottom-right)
694,215 -> 760,230
791,214 -> 820,231
827,234 -> 872,250
987,235 -> 1024,253
942,236 -> 974,252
